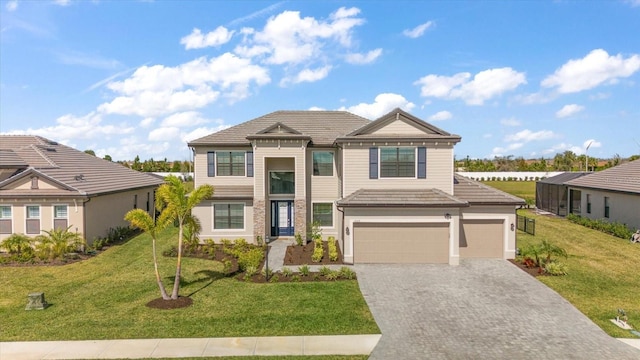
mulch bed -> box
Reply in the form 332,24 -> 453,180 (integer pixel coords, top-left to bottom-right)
146,296 -> 193,309
284,240 -> 344,265
0,251 -> 98,267
508,259 -> 547,277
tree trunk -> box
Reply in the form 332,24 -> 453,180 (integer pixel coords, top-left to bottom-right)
171,219 -> 184,300
152,237 -> 170,300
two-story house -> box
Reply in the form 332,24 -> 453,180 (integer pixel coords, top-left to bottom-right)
188,108 -> 524,264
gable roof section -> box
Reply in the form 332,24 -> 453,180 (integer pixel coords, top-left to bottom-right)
565,159 -> 640,194
336,108 -> 462,143
189,110 -> 371,147
0,135 -> 164,197
337,188 -> 468,207
453,174 -> 525,205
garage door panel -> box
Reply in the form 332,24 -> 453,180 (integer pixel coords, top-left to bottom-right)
354,222 -> 449,263
459,219 -> 503,258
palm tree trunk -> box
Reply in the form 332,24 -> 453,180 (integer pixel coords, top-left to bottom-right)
171,219 -> 184,299
152,237 -> 170,300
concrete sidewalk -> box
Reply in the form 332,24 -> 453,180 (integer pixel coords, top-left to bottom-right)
0,334 -> 381,359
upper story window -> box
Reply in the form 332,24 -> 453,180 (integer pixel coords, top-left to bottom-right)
313,152 -> 334,176
380,147 -> 415,178
217,151 -> 246,176
270,171 -> 295,194
370,147 -> 426,179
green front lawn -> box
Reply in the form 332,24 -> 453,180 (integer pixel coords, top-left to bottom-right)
482,180 -> 535,200
516,209 -> 640,338
0,228 -> 379,341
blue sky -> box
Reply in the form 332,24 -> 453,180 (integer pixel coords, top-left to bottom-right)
1,0 -> 639,162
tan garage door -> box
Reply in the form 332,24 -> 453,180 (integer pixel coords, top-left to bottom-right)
459,219 -> 504,258
353,222 -> 449,263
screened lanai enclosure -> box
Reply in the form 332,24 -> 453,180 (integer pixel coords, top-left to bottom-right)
536,172 -> 588,216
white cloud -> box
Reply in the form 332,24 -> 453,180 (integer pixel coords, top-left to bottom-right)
236,7 -> 365,65
556,104 -> 584,118
180,27 -> 235,50
504,129 -> 556,143
402,21 -> 434,38
53,0 -> 71,6
99,53 -> 270,116
148,127 -> 180,142
345,48 -> 382,65
6,0 -> 18,11
589,92 -> 610,100
541,49 -> 640,93
181,125 -> 230,143
338,93 -> 415,119
429,110 -> 452,121
415,67 -> 526,105
490,143 -> 524,157
584,139 -> 602,150
100,136 -> 173,161
2,112 -> 134,142
514,91 -> 556,105
161,111 -> 211,127
140,117 -> 155,128
500,117 -> 521,126
308,106 -> 325,111
281,66 -> 332,86
542,142 -> 596,155
56,50 -> 121,69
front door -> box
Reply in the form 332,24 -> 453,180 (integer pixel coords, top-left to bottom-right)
271,200 -> 294,237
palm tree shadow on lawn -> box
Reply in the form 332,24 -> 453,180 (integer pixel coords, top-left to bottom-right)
145,269 -> 229,310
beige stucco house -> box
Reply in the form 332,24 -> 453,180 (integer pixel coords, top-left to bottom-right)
188,108 -> 524,264
565,159 -> 640,231
0,135 -> 164,244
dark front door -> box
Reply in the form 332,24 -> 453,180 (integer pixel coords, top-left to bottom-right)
271,200 -> 294,236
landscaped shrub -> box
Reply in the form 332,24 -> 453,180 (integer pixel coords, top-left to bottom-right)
545,261 -> 568,276
1,234 -> 34,257
298,264 -> 310,276
520,238 -> 568,275
338,266 -> 356,280
281,267 -> 293,277
312,240 -> 324,262
319,266 -> 331,276
294,233 -> 304,246
237,247 -> 264,271
328,236 -> 338,261
326,271 -> 339,281
33,227 -> 86,261
566,214 -> 635,240
269,274 -> 280,283
255,235 -> 264,247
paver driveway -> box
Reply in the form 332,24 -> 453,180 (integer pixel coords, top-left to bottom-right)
355,259 -> 640,360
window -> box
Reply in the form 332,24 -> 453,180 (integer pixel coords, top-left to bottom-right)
586,194 -> 591,214
313,203 -> 333,227
0,205 -> 11,234
214,204 -> 244,229
380,147 -> 415,177
604,197 -> 610,218
207,151 -> 215,177
54,205 -> 68,230
26,205 -> 40,234
313,152 -> 333,176
270,171 -> 295,194
217,152 -> 245,176
133,194 -> 138,209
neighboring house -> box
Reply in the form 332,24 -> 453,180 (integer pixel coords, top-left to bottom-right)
564,159 -> 640,230
188,108 -> 524,264
0,135 -> 164,244
535,172 -> 588,216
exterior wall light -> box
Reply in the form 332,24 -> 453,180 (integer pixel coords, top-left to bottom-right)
444,213 -> 451,220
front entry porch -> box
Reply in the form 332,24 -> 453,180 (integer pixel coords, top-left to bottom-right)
270,200 -> 294,237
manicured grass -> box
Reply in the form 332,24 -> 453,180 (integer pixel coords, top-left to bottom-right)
0,227 -> 379,341
516,209 -> 640,338
482,181 -> 535,200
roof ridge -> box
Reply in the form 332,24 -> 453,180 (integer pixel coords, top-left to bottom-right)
30,144 -> 59,168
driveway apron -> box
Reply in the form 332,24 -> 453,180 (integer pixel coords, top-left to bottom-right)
355,260 -> 640,360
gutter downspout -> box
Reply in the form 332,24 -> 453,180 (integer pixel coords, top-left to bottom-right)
334,141 -> 348,263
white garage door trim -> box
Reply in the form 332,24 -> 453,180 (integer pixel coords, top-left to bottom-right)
347,218 -> 454,264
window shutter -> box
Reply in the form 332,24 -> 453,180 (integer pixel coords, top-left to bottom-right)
369,147 -> 378,179
207,151 -> 215,177
417,147 -> 426,179
246,151 -> 254,177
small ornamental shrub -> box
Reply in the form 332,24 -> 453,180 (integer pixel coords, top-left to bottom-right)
237,248 -> 264,271
312,242 -> 324,262
313,273 -> 321,281
244,265 -> 258,277
545,261 -> 568,276
1,234 -> 34,258
281,267 -> 293,277
291,275 -> 301,282
269,274 -> 280,283
328,236 -> 338,261
294,233 -> 304,246
261,267 -> 273,279
319,266 -> 332,276
234,238 -> 249,251
566,214 -> 634,240
256,235 -> 264,247
222,259 -> 232,273
338,266 -> 356,280
326,271 -> 339,281
220,238 -> 232,248
298,264 -> 310,276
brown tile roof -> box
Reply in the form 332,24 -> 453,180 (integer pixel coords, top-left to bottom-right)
0,150 -> 28,168
565,159 -> 640,194
0,135 -> 164,197
338,188 -> 468,207
537,172 -> 589,185
453,174 -> 526,205
188,110 -> 371,147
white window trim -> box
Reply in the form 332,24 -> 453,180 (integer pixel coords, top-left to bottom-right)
53,204 -> 69,229
0,205 -> 13,234
25,204 -> 41,235
212,202 -> 246,232
311,201 -> 335,229
378,146 -> 417,179
311,150 -> 336,178
215,151 -> 248,177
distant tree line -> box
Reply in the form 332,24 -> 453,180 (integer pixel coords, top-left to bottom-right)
455,151 -> 639,172
83,151 -> 192,173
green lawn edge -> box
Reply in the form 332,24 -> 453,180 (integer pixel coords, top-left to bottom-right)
0,227 -> 379,341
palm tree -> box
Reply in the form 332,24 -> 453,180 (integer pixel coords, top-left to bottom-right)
156,175 -> 213,300
125,208 -> 171,300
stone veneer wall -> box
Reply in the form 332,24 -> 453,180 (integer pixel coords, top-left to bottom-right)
253,199 -> 265,243
294,199 -> 307,240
